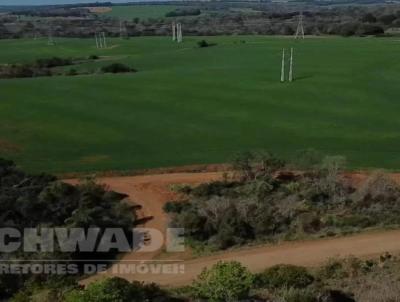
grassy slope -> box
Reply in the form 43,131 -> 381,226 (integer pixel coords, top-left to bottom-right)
102,5 -> 181,20
0,36 -> 399,173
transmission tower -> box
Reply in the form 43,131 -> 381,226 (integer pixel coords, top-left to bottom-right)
172,22 -> 176,41
177,23 -> 183,43
119,20 -> 127,39
95,33 -> 99,48
280,48 -> 285,82
102,32 -> 107,48
295,12 -> 305,39
289,48 -> 294,82
47,31 -> 54,45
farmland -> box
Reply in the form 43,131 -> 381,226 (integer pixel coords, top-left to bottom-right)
0,36 -> 399,173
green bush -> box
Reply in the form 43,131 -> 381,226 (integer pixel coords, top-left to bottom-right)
197,40 -> 216,48
255,264 -> 314,289
64,278 -> 167,302
101,63 -> 136,74
279,287 -> 316,302
66,68 -> 78,76
192,261 -> 254,301
316,258 -> 345,280
36,57 -> 72,68
163,201 -> 189,213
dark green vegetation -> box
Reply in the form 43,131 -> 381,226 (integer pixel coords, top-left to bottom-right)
180,256 -> 400,301
3,2 -> 400,38
0,56 -> 136,79
100,63 -> 136,74
165,8 -> 201,18
11,277 -> 175,302
0,158 -> 136,299
63,278 -> 172,302
192,261 -> 254,301
10,255 -> 400,301
102,5 -> 183,20
197,40 -> 216,48
0,37 -> 400,173
166,151 -> 400,250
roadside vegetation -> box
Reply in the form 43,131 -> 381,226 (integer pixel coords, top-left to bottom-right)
165,150 -> 400,251
10,254 -> 400,301
0,158 -> 137,300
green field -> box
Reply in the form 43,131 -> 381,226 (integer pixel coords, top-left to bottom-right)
101,5 -> 181,20
0,36 -> 400,173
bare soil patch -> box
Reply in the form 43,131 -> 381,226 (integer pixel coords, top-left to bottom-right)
65,170 -> 400,287
0,139 -> 21,153
85,7 -> 112,14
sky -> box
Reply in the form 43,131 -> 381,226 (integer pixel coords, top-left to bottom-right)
0,0 -> 138,6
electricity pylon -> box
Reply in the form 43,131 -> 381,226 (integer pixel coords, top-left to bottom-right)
289,48 -> 294,82
172,22 -> 176,41
281,48 -> 285,82
295,12 -> 305,39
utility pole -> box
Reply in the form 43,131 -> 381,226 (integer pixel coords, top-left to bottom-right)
295,12 -> 305,39
280,48 -> 285,82
172,22 -> 176,41
289,48 -> 294,82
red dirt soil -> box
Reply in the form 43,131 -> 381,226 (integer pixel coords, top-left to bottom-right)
65,171 -> 400,287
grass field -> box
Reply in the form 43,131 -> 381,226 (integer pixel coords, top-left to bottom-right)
0,36 -> 400,173
101,5 -> 181,20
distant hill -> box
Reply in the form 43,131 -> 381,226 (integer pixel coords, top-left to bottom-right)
0,0 -> 131,6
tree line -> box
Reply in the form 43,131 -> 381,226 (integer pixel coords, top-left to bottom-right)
1,4 -> 400,39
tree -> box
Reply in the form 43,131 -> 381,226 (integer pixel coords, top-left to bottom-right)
101,63 -> 136,74
192,261 -> 254,301
361,13 -> 377,23
255,264 -> 314,289
64,278 -> 168,302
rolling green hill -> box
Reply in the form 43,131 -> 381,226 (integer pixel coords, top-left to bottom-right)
0,36 -> 399,173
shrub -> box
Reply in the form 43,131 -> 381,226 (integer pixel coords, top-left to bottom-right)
255,264 -> 314,289
101,63 -> 136,74
36,57 -> 72,68
278,287 -> 316,302
66,68 -> 78,76
192,261 -> 254,301
166,8 -> 201,17
197,40 -> 216,48
163,201 -> 189,213
64,278 -> 167,302
317,290 -> 355,302
317,258 -> 346,280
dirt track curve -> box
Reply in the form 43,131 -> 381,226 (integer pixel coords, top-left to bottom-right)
67,172 -> 400,287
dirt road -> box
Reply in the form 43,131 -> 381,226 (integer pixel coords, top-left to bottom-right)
67,171 -> 400,287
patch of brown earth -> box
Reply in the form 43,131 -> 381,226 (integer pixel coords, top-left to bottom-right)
85,7 -> 112,14
65,171 -> 400,287
0,139 -> 21,153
